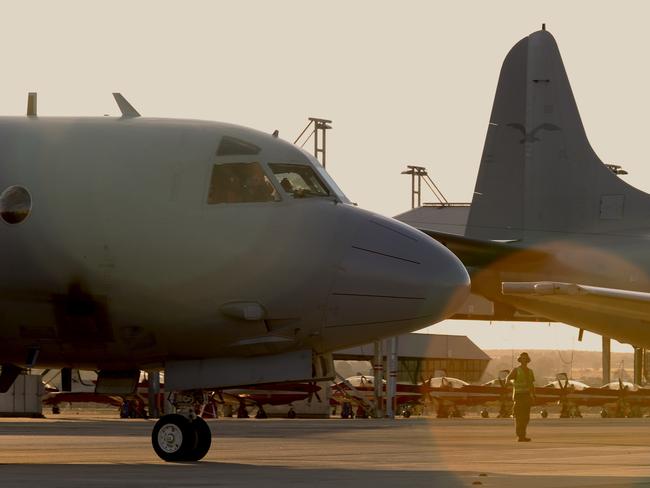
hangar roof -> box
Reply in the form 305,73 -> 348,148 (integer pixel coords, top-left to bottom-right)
334,332 -> 490,361
395,204 -> 470,235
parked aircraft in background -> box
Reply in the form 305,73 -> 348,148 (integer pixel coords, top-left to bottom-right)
417,27 -> 650,348
41,371 -> 320,420
535,375 -> 650,418
215,381 -> 323,419
330,375 -> 425,417
431,372 -> 650,419
41,372 -> 161,418
423,376 -> 503,418
0,95 -> 469,461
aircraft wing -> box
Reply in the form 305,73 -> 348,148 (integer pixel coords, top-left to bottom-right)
418,229 -> 549,267
502,282 -> 650,321
420,229 -> 650,324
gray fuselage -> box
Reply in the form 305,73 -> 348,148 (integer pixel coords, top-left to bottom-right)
0,116 -> 469,370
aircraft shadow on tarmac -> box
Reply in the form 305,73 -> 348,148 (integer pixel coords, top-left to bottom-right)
0,463 -> 467,488
1,464 -> 649,488
0,418 -> 411,438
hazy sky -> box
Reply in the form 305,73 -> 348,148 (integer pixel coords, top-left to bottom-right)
4,1 -> 647,352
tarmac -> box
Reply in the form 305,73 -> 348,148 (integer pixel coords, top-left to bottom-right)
1,415 -> 649,488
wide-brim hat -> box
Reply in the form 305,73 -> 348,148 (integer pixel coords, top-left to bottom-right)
518,352 -> 531,362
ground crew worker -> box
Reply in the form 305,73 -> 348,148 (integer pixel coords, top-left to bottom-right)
506,352 -> 535,442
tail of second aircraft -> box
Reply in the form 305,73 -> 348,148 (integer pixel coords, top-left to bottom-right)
465,28 -> 650,241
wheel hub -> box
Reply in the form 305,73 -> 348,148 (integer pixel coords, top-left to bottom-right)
158,424 -> 183,453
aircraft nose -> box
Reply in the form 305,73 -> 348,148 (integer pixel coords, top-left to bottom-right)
326,209 -> 470,337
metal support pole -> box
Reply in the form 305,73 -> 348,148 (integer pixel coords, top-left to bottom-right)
602,336 -> 611,385
147,371 -> 161,418
385,337 -> 398,419
321,126 -> 327,168
314,126 -> 319,166
309,118 -> 332,168
390,337 -> 398,417
411,172 -> 415,209
384,339 -> 391,418
373,341 -> 384,418
634,346 -> 643,385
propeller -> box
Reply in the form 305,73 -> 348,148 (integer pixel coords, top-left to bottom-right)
306,381 -> 322,404
497,369 -> 510,388
556,372 -> 569,391
419,375 -> 434,404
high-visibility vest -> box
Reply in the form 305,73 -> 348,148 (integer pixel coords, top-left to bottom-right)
513,367 -> 534,393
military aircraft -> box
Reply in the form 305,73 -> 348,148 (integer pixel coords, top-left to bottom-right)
422,376 -> 504,418
42,371 -> 161,418
450,372 -> 650,419
409,27 -> 650,348
216,381 -> 323,419
330,374 -> 425,417
0,95 -> 470,461
531,375 -> 650,419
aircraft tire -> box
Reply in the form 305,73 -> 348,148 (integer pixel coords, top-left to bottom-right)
152,414 -> 198,462
480,409 -> 489,418
184,417 -> 212,462
402,410 -> 411,418
287,409 -> 296,419
540,409 -> 548,419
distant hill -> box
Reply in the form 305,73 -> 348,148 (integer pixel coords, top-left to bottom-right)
483,349 -> 636,386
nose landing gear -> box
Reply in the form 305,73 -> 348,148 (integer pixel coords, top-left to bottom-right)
151,392 -> 213,462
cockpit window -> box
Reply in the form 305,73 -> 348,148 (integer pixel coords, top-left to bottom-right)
268,163 -> 330,198
207,162 -> 279,204
216,136 -> 261,156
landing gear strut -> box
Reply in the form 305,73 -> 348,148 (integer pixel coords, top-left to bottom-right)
151,391 -> 212,462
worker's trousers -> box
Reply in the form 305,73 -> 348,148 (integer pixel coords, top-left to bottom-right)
513,392 -> 531,439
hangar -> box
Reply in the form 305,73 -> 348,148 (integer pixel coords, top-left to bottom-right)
335,332 -> 490,383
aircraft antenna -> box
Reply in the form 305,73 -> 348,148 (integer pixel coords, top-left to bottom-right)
112,93 -> 141,118
294,117 -> 332,168
26,92 -> 37,116
605,163 -> 628,175
401,165 -> 449,208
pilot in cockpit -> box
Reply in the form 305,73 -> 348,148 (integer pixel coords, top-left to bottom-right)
280,177 -> 294,193
242,165 -> 276,202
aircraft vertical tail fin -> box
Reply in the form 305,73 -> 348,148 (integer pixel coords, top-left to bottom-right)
466,29 -> 650,240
